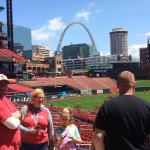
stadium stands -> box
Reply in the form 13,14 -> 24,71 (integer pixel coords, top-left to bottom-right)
20,76 -> 117,95
73,76 -> 104,89
93,77 -> 117,89
8,84 -> 33,93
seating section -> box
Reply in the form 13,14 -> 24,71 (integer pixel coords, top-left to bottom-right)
8,84 -> 33,93
0,48 -> 25,61
73,76 -> 104,89
20,76 -> 117,91
94,77 -> 117,89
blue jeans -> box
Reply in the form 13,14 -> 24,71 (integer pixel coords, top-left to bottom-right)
20,142 -> 48,150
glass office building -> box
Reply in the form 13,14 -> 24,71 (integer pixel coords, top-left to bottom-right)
62,43 -> 96,59
3,24 -> 32,51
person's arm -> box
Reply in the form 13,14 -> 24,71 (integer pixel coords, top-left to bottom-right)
68,125 -> 82,144
19,105 -> 38,134
0,102 -> 20,129
12,110 -> 21,119
93,102 -> 109,150
93,128 -> 105,150
91,141 -> 96,150
46,107 -> 54,150
20,124 -> 38,134
2,110 -> 21,129
54,135 -> 64,148
2,116 -> 20,129
68,136 -> 82,143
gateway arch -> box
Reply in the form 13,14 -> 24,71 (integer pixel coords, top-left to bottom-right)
57,22 -> 98,54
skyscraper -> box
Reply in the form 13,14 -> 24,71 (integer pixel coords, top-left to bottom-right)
110,28 -> 128,55
3,24 -> 32,51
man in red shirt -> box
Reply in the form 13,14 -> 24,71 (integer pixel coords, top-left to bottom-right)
0,74 -> 21,150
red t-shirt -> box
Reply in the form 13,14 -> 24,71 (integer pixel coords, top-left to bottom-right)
0,97 -> 20,150
21,104 -> 49,144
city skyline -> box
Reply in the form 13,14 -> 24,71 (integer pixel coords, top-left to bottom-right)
0,0 -> 150,58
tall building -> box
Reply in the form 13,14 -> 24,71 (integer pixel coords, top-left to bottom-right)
110,28 -> 128,55
3,24 -> 32,51
32,45 -> 50,58
140,38 -> 150,63
62,43 -> 96,59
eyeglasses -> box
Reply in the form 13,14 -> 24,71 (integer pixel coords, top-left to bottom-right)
35,96 -> 45,99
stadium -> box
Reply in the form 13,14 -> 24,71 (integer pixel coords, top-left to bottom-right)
1,1 -> 150,149
1,43 -> 150,149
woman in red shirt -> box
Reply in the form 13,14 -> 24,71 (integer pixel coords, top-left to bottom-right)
20,89 -> 54,150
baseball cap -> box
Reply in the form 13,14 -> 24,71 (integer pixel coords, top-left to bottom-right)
0,74 -> 9,83
118,71 -> 135,85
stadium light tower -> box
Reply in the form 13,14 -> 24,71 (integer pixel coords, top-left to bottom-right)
6,0 -> 14,51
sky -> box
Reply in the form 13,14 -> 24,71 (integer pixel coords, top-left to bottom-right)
1,0 -> 150,58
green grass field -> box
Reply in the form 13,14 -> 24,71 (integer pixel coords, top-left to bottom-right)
45,92 -> 150,111
135,80 -> 150,87
44,80 -> 150,111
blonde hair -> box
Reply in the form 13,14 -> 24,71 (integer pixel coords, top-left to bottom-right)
62,107 -> 74,125
31,88 -> 44,98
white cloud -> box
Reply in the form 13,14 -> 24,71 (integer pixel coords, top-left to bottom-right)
48,17 -> 65,31
138,32 -> 150,37
75,10 -> 91,21
100,50 -> 110,56
32,17 -> 65,42
32,26 -> 54,41
128,44 -> 147,59
74,2 -> 100,21
143,32 -> 150,36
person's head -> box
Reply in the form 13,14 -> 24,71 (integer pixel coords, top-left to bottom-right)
117,71 -> 135,95
31,88 -> 45,108
61,107 -> 73,127
0,74 -> 9,99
